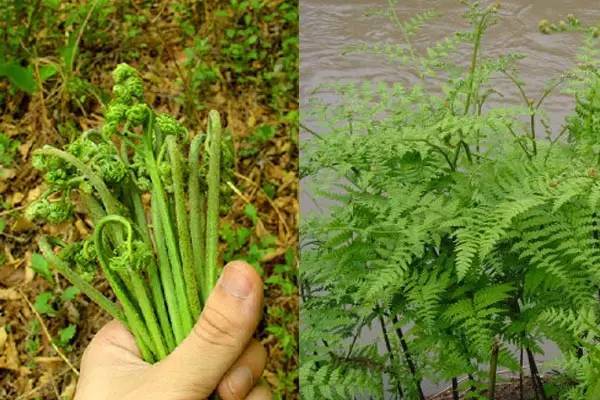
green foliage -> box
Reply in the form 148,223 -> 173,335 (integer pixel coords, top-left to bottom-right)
31,253 -> 53,283
239,124 -> 278,157
0,132 -> 19,166
34,291 -> 57,317
178,37 -> 220,115
0,0 -> 150,111
219,0 -> 271,77
60,286 -> 80,302
25,320 -> 41,356
302,2 -> 600,399
220,217 -> 277,274
29,64 -> 234,363
30,284 -> 81,352
216,0 -> 298,110
0,61 -> 37,94
57,323 -> 77,347
220,212 -> 298,398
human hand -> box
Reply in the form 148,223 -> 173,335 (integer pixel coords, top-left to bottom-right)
74,261 -> 271,400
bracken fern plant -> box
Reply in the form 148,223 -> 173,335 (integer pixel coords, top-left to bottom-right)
301,2 -> 600,399
26,63 -> 234,362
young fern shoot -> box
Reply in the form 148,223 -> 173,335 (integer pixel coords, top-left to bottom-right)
28,64 -> 234,362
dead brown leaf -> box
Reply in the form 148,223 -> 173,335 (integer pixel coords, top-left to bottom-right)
0,287 -> 20,300
11,217 -> 35,233
11,191 -> 25,206
61,376 -> 77,400
0,325 -> 7,349
0,333 -> 20,371
18,140 -> 34,160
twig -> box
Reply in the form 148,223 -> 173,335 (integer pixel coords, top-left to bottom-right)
488,340 -> 500,399
233,171 -> 291,236
32,56 -> 51,140
18,289 -> 80,376
70,0 -> 101,74
452,378 -> 459,400
345,318 -> 366,360
0,232 -> 30,243
519,347 -> 524,400
151,1 -> 170,23
527,348 -> 547,400
227,180 -> 252,204
378,313 -> 404,399
0,204 -> 27,216
392,315 -> 424,400
300,122 -> 324,140
431,370 -> 516,399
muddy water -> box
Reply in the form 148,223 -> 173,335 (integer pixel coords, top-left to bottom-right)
300,0 -> 600,397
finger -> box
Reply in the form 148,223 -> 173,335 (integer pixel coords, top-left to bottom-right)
153,261 -> 263,398
81,320 -> 144,368
217,339 -> 267,400
76,320 -> 147,400
245,383 -> 272,400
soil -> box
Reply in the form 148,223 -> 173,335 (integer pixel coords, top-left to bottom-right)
429,376 -> 545,400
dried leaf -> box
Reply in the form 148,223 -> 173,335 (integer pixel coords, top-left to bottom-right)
10,191 -> 25,206
24,264 -> 35,284
18,139 -> 34,159
61,376 -> 77,400
0,167 -> 16,180
26,185 -> 43,203
0,326 -> 7,349
247,114 -> 257,128
11,216 -> 35,233
75,219 -> 89,236
0,287 -> 19,300
0,333 -> 19,370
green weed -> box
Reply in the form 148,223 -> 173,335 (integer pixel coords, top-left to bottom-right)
0,133 -> 19,166
220,205 -> 298,398
216,0 -> 298,111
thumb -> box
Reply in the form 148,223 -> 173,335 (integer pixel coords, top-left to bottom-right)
151,261 -> 263,398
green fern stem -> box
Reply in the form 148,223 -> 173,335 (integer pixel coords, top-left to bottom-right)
488,340 -> 499,400
392,315 -> 424,400
188,134 -> 207,302
451,378 -> 459,400
80,192 -> 107,223
526,348 -> 547,400
205,110 -> 222,299
38,237 -> 125,322
387,0 -> 418,64
92,219 -> 157,362
143,121 -> 194,335
151,194 -> 186,344
94,215 -> 168,360
146,257 -> 176,352
378,314 -> 404,399
128,181 -> 176,352
463,11 -> 488,115
166,135 -> 201,318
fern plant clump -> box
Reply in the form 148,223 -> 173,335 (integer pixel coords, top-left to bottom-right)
27,63 -> 234,362
301,2 -> 600,399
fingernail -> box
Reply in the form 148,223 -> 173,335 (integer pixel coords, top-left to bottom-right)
227,366 -> 253,398
219,263 -> 252,299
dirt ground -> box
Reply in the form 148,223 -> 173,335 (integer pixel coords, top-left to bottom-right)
0,1 -> 298,398
429,376 -> 552,400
